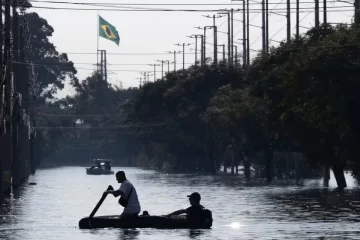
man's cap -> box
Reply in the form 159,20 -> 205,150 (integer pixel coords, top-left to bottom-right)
187,192 -> 201,201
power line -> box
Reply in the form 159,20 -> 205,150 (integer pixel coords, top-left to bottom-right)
12,61 -> 194,72
27,0 -> 335,6
12,3 -> 355,13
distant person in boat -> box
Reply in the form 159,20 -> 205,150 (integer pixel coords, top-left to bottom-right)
104,162 -> 111,171
104,171 -> 141,218
167,192 -> 204,219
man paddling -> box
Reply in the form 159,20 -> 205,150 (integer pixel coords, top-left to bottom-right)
104,171 -> 141,218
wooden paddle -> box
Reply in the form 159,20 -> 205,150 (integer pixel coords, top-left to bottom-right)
89,185 -> 114,218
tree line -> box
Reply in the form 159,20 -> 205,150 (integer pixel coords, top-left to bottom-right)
27,7 -> 360,189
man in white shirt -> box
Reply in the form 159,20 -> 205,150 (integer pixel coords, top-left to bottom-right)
104,171 -> 141,218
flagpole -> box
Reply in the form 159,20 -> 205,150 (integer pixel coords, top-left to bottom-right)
97,11 -> 99,74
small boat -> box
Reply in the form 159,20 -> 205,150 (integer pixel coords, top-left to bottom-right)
79,186 -> 213,230
86,159 -> 114,175
78,214 -> 212,229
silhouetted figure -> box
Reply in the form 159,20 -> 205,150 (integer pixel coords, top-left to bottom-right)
168,192 -> 212,227
168,192 -> 204,218
105,162 -> 111,171
104,171 -> 141,219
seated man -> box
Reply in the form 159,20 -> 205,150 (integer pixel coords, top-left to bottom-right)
168,192 -> 204,221
104,171 -> 141,218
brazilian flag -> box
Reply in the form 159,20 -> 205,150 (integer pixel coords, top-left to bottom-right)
99,16 -> 120,46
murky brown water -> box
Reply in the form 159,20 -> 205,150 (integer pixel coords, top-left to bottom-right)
0,167 -> 359,239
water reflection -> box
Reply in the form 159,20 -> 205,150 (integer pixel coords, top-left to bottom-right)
267,188 -> 360,222
119,229 -> 140,239
188,229 -> 206,239
0,167 -> 359,240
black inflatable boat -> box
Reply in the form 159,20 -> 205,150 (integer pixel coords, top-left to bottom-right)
78,214 -> 212,229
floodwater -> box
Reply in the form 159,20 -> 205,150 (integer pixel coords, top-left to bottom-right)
0,167 -> 360,240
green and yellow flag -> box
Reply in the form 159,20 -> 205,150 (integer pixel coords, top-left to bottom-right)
99,16 -> 120,46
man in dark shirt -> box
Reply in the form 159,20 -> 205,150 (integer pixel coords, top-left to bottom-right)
167,192 -> 204,219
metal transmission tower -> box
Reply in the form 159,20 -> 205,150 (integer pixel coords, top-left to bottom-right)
97,50 -> 107,82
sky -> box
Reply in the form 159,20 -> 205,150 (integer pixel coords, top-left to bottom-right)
29,0 -> 354,99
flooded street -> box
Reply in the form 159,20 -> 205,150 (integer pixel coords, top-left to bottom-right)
0,167 -> 359,239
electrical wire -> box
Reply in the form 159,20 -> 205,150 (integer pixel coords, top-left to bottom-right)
27,0 -> 335,6
9,2 -> 355,14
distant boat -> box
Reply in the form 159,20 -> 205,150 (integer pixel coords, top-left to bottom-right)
86,159 -> 114,175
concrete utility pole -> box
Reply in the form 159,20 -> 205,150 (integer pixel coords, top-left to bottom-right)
165,60 -> 170,74
356,0 -> 360,25
315,0 -> 320,27
296,0 -> 300,39
196,26 -> 216,65
287,0 -> 291,42
221,44 -> 226,61
266,0 -> 269,53
262,0 -> 266,52
188,34 -> 204,66
235,45 -> 238,66
230,0 -> 247,65
148,64 -> 159,81
156,60 -> 165,79
324,0 -> 327,23
203,14 -> 223,64
247,0 -> 250,66
243,0 -> 247,66
175,43 -> 191,70
231,9 -> 234,63
218,11 -> 233,67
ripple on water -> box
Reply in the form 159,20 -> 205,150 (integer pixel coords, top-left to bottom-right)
0,167 -> 359,239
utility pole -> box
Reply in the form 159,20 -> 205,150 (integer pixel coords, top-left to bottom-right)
149,64 -> 159,81
262,0 -> 266,52
104,50 -> 107,82
214,26 -> 218,65
222,44 -> 226,61
197,26 -> 216,64
228,13 -> 231,66
188,35 -> 203,65
235,45 -> 238,66
247,0 -> 250,66
243,0 -> 247,66
165,60 -> 170,74
156,60 -> 164,79
315,0 -> 320,28
356,0 -> 360,25
287,0 -> 291,42
195,35 -> 198,65
167,51 -> 180,72
324,0 -> 327,24
296,0 -> 300,39
231,9 -> 234,64
204,14 -> 223,64
266,0 -> 269,53
182,43 -> 185,70
175,43 -> 190,70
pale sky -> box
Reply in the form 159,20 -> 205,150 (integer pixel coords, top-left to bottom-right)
29,0 -> 353,99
